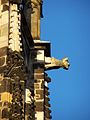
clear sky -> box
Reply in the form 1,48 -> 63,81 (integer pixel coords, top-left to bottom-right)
41,0 -> 90,120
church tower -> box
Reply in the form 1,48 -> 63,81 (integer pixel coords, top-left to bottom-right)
0,0 -> 70,120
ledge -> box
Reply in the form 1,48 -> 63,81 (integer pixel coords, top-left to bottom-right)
34,40 -> 51,57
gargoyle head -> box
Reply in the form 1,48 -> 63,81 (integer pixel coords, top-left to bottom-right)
62,57 -> 70,70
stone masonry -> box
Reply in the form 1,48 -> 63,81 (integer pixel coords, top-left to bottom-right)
0,0 -> 69,120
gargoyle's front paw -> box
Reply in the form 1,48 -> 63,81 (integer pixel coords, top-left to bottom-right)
62,57 -> 70,70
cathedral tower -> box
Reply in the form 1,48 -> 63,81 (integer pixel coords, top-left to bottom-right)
0,0 -> 69,120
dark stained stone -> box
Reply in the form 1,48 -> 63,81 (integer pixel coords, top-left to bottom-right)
0,102 -> 2,107
36,90 -> 44,99
2,108 -> 9,118
35,102 -> 44,111
0,66 -> 7,74
45,88 -> 50,96
10,0 -> 21,4
2,5 -> 9,12
0,57 -> 5,66
41,81 -> 44,88
0,79 -> 10,93
45,86 -> 49,90
45,111 -> 52,119
0,94 -> 1,101
1,0 -> 8,4
45,97 -> 50,102
31,51 -> 37,59
45,100 -> 51,107
34,83 -> 39,89
34,74 -> 44,79
0,47 -> 7,57
45,76 -> 51,83
34,79 -> 41,83
45,108 -> 52,119
34,69 -> 44,73
33,63 -> 44,69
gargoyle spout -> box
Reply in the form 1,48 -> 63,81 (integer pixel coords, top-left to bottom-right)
61,57 -> 70,70
45,57 -> 70,70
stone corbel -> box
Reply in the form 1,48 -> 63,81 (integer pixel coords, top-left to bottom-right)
45,57 -> 70,70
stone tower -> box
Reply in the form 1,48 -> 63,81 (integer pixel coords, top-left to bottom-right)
0,0 -> 69,120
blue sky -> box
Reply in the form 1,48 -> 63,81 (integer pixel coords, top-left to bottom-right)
41,0 -> 90,120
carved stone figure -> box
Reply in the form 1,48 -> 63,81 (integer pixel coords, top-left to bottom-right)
45,57 -> 70,70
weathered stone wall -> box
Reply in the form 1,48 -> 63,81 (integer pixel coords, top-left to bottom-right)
0,1 -> 10,119
0,0 -> 9,68
44,73 -> 52,120
24,0 -> 41,40
0,1 -> 52,120
0,1 -> 24,119
33,42 -> 51,120
34,50 -> 45,120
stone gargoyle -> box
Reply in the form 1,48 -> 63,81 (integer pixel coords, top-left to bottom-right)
45,57 -> 70,70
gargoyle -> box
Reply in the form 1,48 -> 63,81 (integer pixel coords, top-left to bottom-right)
45,57 -> 70,70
